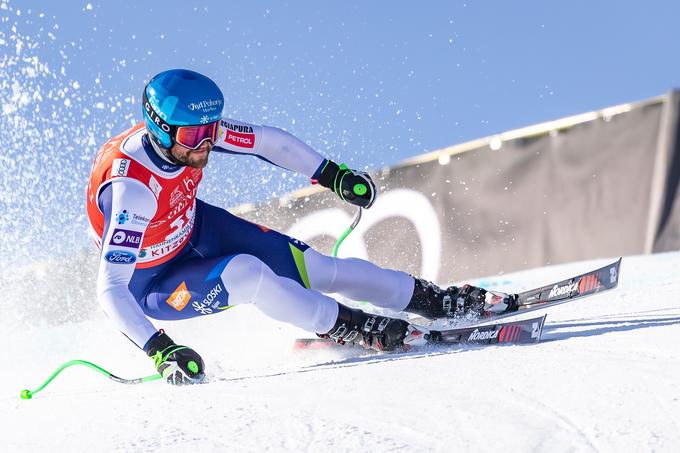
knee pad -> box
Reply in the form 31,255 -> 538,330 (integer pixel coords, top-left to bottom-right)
220,254 -> 267,304
302,248 -> 338,292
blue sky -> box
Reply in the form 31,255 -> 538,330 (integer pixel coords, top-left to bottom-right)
1,0 -> 679,261
9,1 -> 680,163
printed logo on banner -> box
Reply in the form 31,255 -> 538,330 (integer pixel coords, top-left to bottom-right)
166,281 -> 191,311
111,158 -> 130,177
285,189 -> 442,282
199,283 -> 223,310
187,99 -> 222,113
136,206 -> 195,264
169,186 -> 185,207
157,161 -> 177,172
220,120 -> 255,148
131,213 -> 151,226
109,229 -> 143,248
181,177 -> 197,200
116,210 -> 130,225
104,250 -> 137,264
149,175 -> 163,199
191,301 -> 213,315
547,282 -> 579,299
149,219 -> 166,228
468,328 -> 500,342
226,130 -> 254,148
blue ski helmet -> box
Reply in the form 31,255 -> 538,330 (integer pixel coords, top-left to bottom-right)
142,69 -> 224,149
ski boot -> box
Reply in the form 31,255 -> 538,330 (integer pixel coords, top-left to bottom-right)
404,278 -> 518,319
319,303 -> 429,351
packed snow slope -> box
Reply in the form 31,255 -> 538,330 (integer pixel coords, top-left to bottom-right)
3,252 -> 680,452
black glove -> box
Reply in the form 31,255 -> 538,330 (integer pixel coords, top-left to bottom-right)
145,331 -> 205,385
315,160 -> 377,208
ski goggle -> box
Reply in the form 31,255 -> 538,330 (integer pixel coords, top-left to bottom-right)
175,121 -> 219,150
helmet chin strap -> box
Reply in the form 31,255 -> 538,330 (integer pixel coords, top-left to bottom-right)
147,133 -> 186,167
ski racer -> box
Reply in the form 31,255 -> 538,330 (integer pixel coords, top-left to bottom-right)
87,69 -> 511,385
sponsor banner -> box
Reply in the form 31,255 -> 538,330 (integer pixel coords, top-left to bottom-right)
230,94 -> 679,281
109,229 -> 143,248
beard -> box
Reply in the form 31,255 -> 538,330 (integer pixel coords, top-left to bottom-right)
171,145 -> 211,168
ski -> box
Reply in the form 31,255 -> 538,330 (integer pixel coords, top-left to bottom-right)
480,258 -> 622,322
431,314 -> 546,345
292,314 -> 546,353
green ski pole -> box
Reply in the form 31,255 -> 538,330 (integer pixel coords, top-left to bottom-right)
332,206 -> 362,257
332,207 -> 370,306
20,360 -> 161,400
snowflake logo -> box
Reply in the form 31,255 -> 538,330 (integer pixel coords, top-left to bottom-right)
192,301 -> 213,315
116,210 -> 129,225
200,115 -> 210,124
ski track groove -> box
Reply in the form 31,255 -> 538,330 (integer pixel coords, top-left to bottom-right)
508,387 -> 599,453
302,393 -> 322,453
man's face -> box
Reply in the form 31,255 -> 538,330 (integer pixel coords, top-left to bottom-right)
169,140 -> 213,168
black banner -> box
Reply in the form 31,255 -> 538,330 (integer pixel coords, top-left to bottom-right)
235,92 -> 680,283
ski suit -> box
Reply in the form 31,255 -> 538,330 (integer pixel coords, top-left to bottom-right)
87,119 -> 415,351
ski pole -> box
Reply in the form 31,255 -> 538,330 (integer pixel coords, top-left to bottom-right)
332,206 -> 371,306
20,360 -> 161,400
332,206 -> 362,257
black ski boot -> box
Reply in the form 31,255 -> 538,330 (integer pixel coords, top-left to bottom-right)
404,278 -> 516,319
319,303 -> 429,351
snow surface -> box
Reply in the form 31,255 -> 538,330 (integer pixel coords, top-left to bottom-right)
3,252 -> 680,452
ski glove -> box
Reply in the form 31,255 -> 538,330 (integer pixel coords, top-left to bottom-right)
145,331 -> 205,385
314,160 -> 377,209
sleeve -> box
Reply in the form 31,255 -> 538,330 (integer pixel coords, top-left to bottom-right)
213,118 -> 325,178
96,178 -> 159,350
